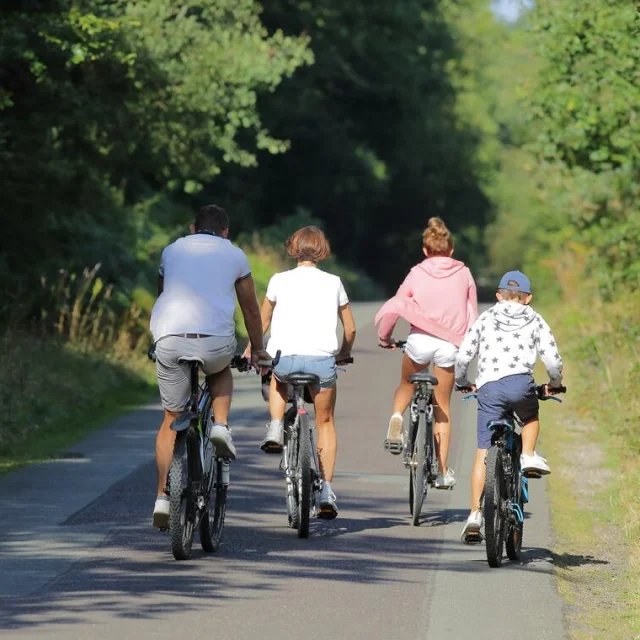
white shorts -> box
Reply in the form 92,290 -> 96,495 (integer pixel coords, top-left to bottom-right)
404,331 -> 458,368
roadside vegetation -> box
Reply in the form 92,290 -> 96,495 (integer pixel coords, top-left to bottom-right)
481,1 -> 640,636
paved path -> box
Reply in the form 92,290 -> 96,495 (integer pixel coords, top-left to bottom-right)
0,304 -> 566,639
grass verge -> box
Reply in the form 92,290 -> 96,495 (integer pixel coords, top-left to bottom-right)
0,332 -> 156,475
539,294 -> 640,639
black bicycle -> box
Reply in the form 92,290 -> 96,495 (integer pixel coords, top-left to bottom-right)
461,384 -> 566,567
149,345 -> 250,560
263,357 -> 353,538
386,341 -> 439,526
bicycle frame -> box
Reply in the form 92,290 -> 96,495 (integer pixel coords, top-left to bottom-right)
283,384 -> 322,516
404,381 -> 436,477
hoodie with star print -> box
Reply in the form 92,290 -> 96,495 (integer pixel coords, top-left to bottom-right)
455,300 -> 563,390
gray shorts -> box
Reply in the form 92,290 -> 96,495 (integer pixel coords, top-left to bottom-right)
476,374 -> 539,449
274,355 -> 337,390
155,335 -> 237,411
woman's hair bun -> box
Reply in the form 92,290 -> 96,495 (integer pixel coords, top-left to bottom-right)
422,217 -> 453,255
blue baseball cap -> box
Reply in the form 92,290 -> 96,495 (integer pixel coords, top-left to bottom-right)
498,270 -> 531,293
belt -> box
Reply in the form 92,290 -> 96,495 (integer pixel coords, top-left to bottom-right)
172,333 -> 213,339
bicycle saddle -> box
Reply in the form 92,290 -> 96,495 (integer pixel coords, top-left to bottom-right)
408,372 -> 438,386
283,373 -> 320,386
177,356 -> 204,366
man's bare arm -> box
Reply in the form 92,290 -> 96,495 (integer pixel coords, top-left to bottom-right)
235,275 -> 266,354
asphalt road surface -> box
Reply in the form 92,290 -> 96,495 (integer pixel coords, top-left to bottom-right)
0,303 -> 566,639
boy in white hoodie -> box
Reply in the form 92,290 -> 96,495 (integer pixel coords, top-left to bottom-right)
455,271 -> 564,543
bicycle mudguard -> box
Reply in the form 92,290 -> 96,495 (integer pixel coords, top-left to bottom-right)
171,411 -> 198,432
487,419 -> 514,433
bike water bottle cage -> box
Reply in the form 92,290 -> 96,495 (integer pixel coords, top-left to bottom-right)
283,373 -> 320,386
408,372 -> 438,386
487,419 -> 514,433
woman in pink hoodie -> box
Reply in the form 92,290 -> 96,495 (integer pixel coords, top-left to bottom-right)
376,217 -> 478,489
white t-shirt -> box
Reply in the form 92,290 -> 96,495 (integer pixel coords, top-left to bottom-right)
150,233 -> 251,341
266,266 -> 349,357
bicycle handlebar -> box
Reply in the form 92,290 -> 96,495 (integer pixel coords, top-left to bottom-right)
458,384 -> 567,403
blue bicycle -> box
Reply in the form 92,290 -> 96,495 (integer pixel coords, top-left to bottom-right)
462,384 -> 566,567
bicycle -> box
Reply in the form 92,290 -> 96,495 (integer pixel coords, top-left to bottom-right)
384,340 -> 440,527
460,383 -> 566,567
262,356 -> 353,538
149,344 -> 251,560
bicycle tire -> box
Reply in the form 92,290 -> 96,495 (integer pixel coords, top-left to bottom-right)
283,406 -> 299,529
506,467 -> 523,561
407,412 -> 418,515
200,457 -> 227,553
297,411 -> 312,538
410,415 -> 428,526
484,446 -> 506,567
169,431 -> 196,560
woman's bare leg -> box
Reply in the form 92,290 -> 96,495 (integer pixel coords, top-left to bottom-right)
391,354 -> 425,415
432,365 -> 455,474
310,385 -> 337,481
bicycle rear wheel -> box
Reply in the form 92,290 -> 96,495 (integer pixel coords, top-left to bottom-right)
297,412 -> 312,538
199,455 -> 227,553
169,431 -> 197,560
283,406 -> 299,529
484,446 -> 506,567
409,415 -> 428,526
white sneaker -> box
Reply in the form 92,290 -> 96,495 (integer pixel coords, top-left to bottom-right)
208,422 -> 237,460
461,510 -> 483,544
384,413 -> 404,455
152,496 -> 170,529
521,452 -> 551,476
435,468 -> 457,489
318,480 -> 338,520
260,420 -> 283,453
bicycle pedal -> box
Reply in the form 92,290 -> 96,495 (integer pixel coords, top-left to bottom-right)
384,439 -> 403,455
523,470 -> 542,479
463,532 -> 483,545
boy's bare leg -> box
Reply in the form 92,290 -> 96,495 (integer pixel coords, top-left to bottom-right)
471,448 -> 488,511
432,364 -> 455,473
521,418 -> 539,457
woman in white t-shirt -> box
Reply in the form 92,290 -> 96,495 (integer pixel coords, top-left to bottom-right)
247,226 -> 356,519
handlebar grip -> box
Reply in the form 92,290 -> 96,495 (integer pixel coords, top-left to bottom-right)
256,350 -> 281,369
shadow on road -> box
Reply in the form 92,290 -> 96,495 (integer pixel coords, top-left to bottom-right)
0,409 -> 511,632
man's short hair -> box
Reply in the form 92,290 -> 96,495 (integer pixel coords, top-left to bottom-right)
195,205 -> 229,235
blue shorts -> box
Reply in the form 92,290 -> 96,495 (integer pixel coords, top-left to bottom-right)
274,355 -> 337,390
476,374 -> 539,449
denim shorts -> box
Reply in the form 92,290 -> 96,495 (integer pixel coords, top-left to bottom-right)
476,374 -> 539,449
273,355 -> 337,390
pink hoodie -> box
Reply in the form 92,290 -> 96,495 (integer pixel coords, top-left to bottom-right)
375,257 -> 478,347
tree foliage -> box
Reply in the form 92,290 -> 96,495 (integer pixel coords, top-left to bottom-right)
486,0 -> 640,295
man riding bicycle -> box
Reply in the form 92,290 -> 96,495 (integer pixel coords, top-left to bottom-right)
149,205 -> 269,528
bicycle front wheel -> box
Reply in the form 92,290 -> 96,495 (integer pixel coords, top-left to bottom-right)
484,446 -> 506,567
297,412 -> 312,539
200,456 -> 227,553
409,415 -> 428,526
169,431 -> 196,560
